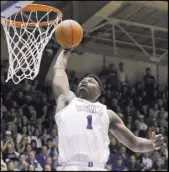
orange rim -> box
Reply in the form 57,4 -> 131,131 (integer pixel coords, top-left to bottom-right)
3,4 -> 63,28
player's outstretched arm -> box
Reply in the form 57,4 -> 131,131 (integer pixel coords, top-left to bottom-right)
108,110 -> 165,153
52,49 -> 75,109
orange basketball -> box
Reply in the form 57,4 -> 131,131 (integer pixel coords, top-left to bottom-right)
55,20 -> 83,49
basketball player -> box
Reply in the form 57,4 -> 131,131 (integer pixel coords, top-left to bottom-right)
52,49 -> 165,171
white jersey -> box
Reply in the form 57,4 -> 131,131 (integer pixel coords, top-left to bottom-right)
55,97 -> 110,166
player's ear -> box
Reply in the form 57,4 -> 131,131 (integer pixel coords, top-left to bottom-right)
97,90 -> 101,98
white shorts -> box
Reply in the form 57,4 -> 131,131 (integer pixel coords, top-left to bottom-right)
57,166 -> 107,171
57,161 -> 107,171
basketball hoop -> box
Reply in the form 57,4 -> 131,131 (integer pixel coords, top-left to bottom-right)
1,4 -> 63,84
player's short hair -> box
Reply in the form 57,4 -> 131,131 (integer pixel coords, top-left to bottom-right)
85,74 -> 103,92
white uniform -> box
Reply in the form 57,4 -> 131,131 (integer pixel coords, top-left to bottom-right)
55,97 -> 110,171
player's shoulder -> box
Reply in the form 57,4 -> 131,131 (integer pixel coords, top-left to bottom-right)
107,109 -> 119,123
96,101 -> 107,108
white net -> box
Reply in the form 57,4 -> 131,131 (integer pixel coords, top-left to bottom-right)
1,8 -> 62,84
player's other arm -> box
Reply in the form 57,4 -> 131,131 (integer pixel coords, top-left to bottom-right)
108,110 -> 165,153
52,49 -> 75,108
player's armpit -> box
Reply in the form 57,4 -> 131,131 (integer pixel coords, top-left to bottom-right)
56,91 -> 76,113
108,110 -> 136,151
108,110 -> 154,153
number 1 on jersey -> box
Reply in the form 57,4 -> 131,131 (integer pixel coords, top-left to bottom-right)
87,115 -> 93,130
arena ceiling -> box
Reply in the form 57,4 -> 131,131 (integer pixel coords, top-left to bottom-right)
79,1 -> 168,64
38,1 -> 168,64
1,1 -> 168,64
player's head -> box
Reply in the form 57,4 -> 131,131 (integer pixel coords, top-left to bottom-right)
77,74 -> 102,102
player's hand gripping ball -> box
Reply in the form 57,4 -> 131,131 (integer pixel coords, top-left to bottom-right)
151,132 -> 165,150
55,19 -> 83,49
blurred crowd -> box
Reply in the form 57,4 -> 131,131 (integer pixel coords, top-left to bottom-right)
1,60 -> 168,171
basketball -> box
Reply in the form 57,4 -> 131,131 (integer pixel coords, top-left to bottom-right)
55,20 -> 83,49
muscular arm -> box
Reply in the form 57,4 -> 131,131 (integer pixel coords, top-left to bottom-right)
108,110 -> 154,153
52,49 -> 76,112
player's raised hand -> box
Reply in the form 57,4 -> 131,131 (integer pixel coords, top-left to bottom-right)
151,132 -> 165,150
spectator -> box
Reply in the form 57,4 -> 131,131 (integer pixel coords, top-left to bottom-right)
121,85 -> 129,102
27,124 -> 35,137
159,145 -> 168,159
14,153 -> 29,171
105,164 -> 112,171
136,115 -> 148,137
112,156 -> 126,171
107,64 -> 119,90
16,126 -> 29,144
36,146 -> 48,168
136,82 -> 144,97
109,135 -> 118,154
113,146 -> 130,166
1,152 -> 7,171
141,153 -> 153,170
158,110 -> 168,129
17,136 -> 28,153
141,104 -> 148,116
1,110 -> 6,139
146,120 -> 159,139
124,105 -> 133,118
23,79 -> 31,92
110,98 -> 118,112
45,157 -> 53,169
142,91 -> 149,105
123,167 -> 129,171
3,142 -> 19,163
44,164 -> 52,171
36,118 -> 43,133
149,103 -> 159,118
150,150 -> 162,163
143,68 -> 155,97
31,128 -> 42,148
1,97 -> 7,115
31,140 -> 38,153
30,110 -> 37,126
3,130 -> 13,143
159,126 -> 166,136
31,79 -> 40,91
116,105 -> 124,119
14,91 -> 26,107
126,116 -> 133,130
3,91 -> 13,110
27,164 -> 36,171
27,151 -> 43,171
46,138 -> 53,153
0,59 -> 168,171
1,133 -> 14,152
157,99 -> 164,110
118,62 -> 128,84
128,155 -> 140,171
133,121 -> 141,137
6,123 -> 15,138
129,86 -> 136,100
51,128 -> 58,146
7,160 -> 18,171
152,157 -> 167,171
24,143 -> 32,160
128,99 -> 136,114
25,105 -> 35,120
21,116 -> 29,127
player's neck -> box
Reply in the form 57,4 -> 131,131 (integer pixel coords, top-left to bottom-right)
77,94 -> 95,103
